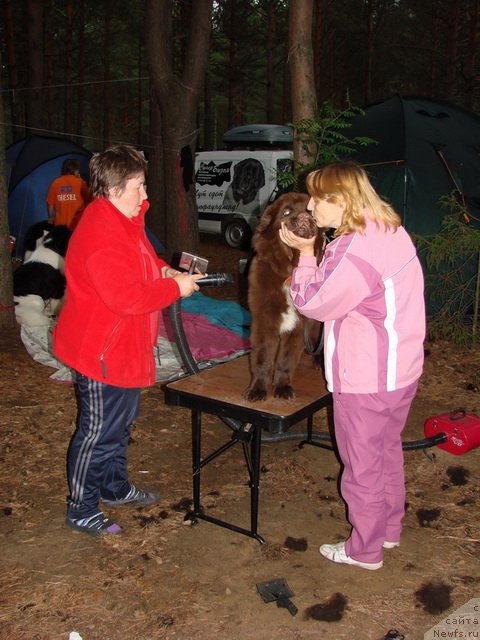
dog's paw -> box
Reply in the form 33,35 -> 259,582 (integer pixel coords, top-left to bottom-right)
273,384 -> 295,400
243,386 -> 267,402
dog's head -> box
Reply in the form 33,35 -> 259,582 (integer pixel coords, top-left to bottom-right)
42,225 -> 72,257
251,192 -> 324,277
282,205 -> 318,239
231,158 -> 266,204
22,221 -> 52,259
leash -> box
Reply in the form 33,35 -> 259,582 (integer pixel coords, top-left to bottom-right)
303,321 -> 324,356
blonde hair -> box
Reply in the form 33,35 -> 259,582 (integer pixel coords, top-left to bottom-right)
306,161 -> 401,236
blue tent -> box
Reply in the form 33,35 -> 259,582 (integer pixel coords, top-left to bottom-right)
7,135 -> 92,255
7,134 -> 167,256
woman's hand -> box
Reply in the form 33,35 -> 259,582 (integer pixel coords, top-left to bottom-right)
173,273 -> 205,297
279,223 -> 316,256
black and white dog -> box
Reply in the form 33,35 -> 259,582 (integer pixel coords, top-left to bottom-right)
13,224 -> 72,327
22,220 -> 52,261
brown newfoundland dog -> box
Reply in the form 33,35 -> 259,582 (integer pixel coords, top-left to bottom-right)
243,192 -> 325,402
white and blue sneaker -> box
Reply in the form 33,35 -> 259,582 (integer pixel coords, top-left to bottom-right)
102,485 -> 159,507
66,512 -> 123,537
319,541 -> 383,570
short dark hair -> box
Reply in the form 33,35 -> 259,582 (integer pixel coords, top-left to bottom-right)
61,159 -> 80,175
89,144 -> 148,198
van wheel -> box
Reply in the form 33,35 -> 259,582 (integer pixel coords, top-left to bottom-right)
223,220 -> 250,249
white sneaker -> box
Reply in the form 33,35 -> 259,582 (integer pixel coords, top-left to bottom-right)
319,541 -> 383,570
383,541 -> 400,549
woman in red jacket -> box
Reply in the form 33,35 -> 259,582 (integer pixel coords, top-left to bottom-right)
54,144 -> 203,537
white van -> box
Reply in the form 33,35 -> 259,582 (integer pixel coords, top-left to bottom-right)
195,126 -> 293,248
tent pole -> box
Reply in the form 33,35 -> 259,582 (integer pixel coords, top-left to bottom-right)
473,252 -> 480,339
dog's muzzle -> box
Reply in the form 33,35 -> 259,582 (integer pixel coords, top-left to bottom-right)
285,211 -> 317,238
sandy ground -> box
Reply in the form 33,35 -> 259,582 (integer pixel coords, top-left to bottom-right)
1,234 -> 479,640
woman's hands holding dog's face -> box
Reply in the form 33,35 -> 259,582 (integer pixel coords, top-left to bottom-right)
279,223 -> 316,256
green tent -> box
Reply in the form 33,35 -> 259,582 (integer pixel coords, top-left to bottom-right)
344,95 -> 480,235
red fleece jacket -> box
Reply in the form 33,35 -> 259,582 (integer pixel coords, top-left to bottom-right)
53,198 -> 180,387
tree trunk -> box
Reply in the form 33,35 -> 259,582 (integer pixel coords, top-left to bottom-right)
428,10 -> 440,98
137,35 -> 143,146
465,0 -> 480,109
288,0 -> 317,165
202,71 -> 215,149
3,0 -> 22,142
25,0 -> 45,134
145,0 -> 213,263
281,52 -> 290,124
364,0 -> 374,103
64,1 -> 74,139
44,7 -> 54,136
445,0 -> 461,102
76,0 -> 86,145
266,0 -> 277,122
146,97 -> 166,246
226,0 -> 243,128
313,0 -> 323,101
0,50 -> 16,330
102,4 -> 112,148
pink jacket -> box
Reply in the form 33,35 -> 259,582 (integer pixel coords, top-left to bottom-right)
290,218 -> 425,393
53,198 -> 180,387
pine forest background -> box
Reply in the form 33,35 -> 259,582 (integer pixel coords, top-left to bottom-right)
3,0 -> 480,153
2,0 -> 480,328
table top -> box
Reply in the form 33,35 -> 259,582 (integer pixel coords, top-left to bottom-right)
164,354 -> 331,432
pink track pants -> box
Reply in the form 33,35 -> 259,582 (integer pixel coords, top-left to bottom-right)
332,381 -> 418,564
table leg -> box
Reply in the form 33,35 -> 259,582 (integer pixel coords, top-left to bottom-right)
307,413 -> 313,442
250,422 -> 263,541
192,408 -> 201,516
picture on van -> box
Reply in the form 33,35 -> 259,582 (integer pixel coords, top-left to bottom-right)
195,150 -> 293,248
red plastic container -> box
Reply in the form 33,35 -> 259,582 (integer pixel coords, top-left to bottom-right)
424,408 -> 480,455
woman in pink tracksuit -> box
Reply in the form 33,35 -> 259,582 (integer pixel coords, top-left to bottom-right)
279,162 -> 425,570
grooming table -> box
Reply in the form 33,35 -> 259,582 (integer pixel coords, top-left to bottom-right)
164,354 -> 331,543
